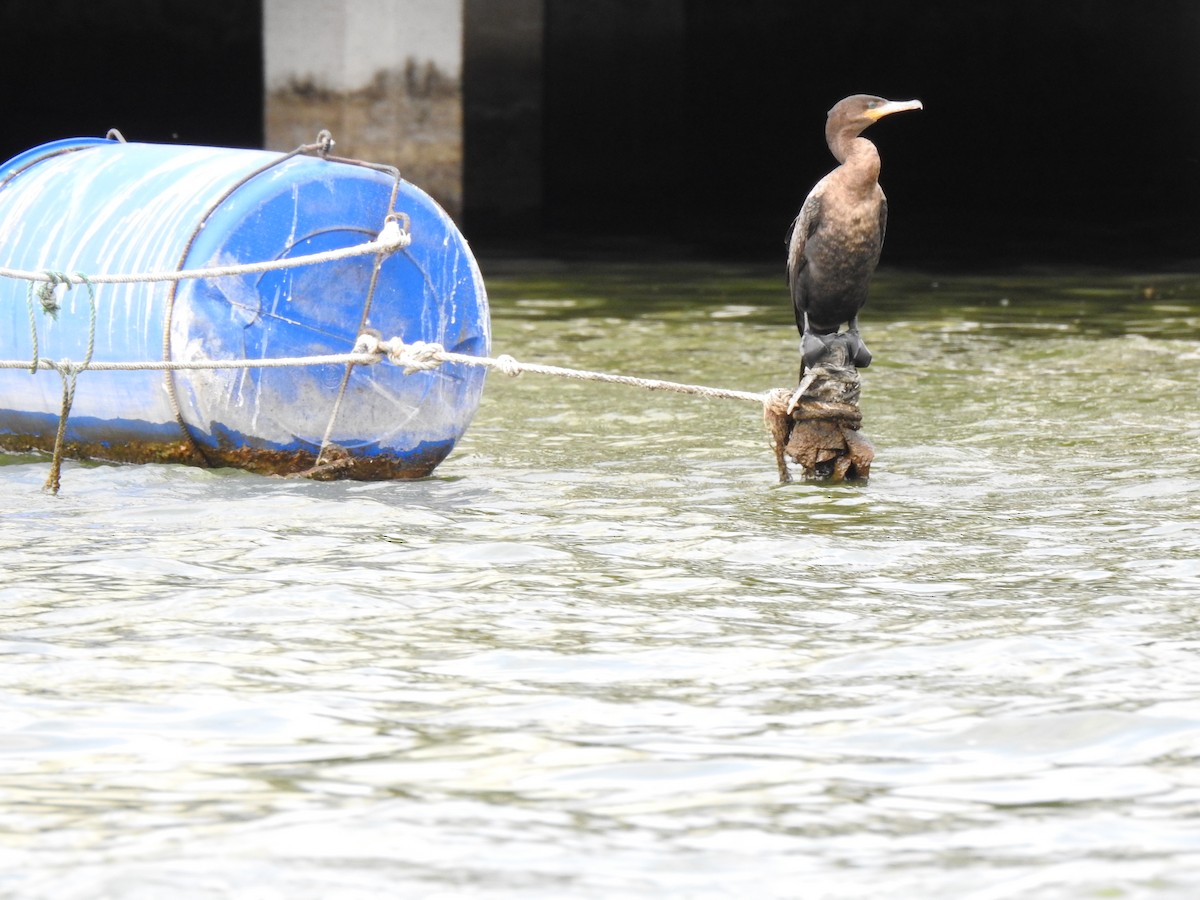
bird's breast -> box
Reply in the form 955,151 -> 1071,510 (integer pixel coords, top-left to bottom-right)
797,194 -> 884,330
808,206 -> 882,275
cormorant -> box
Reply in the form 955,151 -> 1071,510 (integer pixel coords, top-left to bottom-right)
787,94 -> 922,369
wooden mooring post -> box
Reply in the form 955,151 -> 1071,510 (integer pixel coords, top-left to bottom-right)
764,334 -> 874,483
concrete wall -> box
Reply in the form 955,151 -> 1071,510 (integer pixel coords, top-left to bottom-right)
263,0 -> 464,218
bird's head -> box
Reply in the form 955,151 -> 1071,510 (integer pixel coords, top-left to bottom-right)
827,94 -> 923,142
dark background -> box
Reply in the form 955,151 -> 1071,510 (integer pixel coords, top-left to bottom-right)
3,1 -> 1197,268
0,2 -> 262,153
539,1 -> 1200,267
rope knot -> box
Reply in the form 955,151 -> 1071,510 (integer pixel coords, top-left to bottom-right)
495,353 -> 522,377
49,358 -> 87,377
353,332 -> 384,358
36,272 -> 74,319
376,215 -> 412,253
385,339 -> 445,374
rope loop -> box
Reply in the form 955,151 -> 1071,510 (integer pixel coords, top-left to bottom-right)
75,272 -> 97,371
24,271 -> 92,374
41,354 -> 89,495
24,282 -> 40,374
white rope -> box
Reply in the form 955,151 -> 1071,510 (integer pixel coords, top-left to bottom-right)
0,354 -> 375,373
787,369 -> 819,414
353,334 -> 770,405
0,334 -> 771,406
0,213 -> 772,407
0,218 -> 410,286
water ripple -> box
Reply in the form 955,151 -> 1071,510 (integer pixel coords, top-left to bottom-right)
3,268 -> 1200,897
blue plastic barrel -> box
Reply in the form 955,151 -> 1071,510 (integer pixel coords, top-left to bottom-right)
0,136 -> 490,478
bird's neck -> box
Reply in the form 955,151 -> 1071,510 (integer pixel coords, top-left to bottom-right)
831,136 -> 881,194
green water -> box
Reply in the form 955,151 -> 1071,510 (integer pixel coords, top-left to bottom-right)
2,263 -> 1200,898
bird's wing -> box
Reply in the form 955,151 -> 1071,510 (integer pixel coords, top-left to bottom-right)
878,188 -> 888,250
787,190 -> 822,329
786,190 -> 822,291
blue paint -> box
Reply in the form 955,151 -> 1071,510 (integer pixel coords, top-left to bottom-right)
0,137 -> 489,477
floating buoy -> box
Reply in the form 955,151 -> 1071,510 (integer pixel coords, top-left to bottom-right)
0,134 -> 490,480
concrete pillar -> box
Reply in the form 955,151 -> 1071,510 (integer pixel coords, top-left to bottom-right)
263,0 -> 464,219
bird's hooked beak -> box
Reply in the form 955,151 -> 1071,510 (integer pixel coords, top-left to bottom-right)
865,99 -> 923,121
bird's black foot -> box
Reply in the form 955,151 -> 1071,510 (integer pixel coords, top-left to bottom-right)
800,331 -> 838,368
845,333 -> 872,368
800,330 -> 872,368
